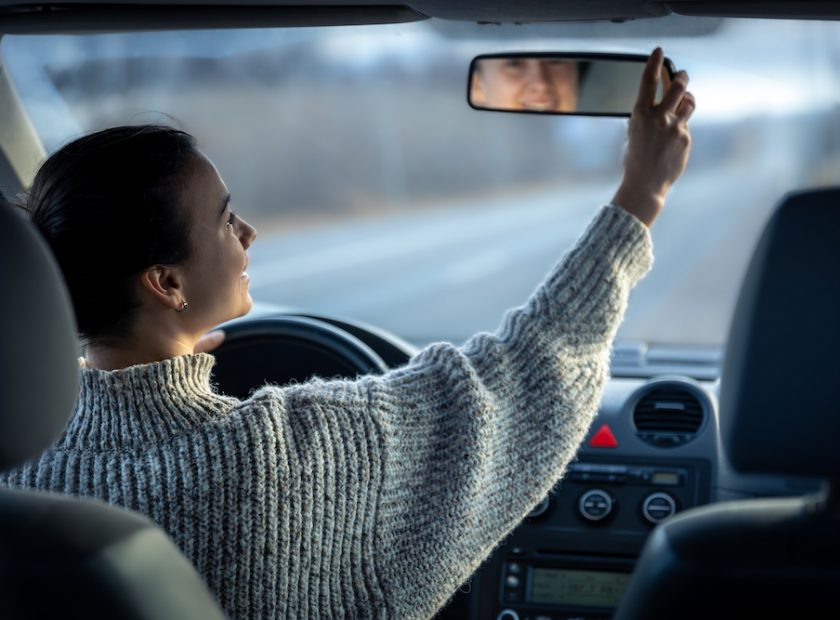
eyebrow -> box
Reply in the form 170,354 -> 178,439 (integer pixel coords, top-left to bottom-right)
219,194 -> 231,218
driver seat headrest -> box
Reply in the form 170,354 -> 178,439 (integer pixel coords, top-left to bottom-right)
0,201 -> 79,472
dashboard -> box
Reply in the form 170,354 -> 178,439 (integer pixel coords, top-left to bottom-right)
461,377 -> 716,620
451,372 -> 819,620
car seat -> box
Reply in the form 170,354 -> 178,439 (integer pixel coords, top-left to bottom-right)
613,188 -> 840,618
0,200 -> 227,620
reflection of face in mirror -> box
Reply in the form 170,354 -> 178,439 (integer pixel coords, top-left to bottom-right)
471,58 -> 584,112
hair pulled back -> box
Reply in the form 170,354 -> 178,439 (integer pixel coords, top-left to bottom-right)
28,125 -> 199,345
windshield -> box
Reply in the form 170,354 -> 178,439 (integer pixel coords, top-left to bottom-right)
4,16 -> 840,348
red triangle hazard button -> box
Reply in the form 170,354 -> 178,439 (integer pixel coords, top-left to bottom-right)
588,423 -> 619,448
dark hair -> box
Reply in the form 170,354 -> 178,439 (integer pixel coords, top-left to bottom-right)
577,61 -> 591,86
28,124 -> 199,346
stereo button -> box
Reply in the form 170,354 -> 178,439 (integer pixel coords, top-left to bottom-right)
578,489 -> 614,522
642,492 -> 677,524
528,496 -> 550,518
504,590 -> 522,603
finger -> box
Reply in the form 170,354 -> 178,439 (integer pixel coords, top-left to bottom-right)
658,70 -> 689,113
658,64 -> 672,100
675,91 -> 696,123
635,47 -> 664,109
195,329 -> 226,354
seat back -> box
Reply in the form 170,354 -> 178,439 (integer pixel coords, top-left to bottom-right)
0,201 -> 226,619
614,188 -> 840,618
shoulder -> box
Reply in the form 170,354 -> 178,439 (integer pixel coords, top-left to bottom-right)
231,377 -> 374,419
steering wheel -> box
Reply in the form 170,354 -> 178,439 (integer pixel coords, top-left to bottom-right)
210,314 -> 391,399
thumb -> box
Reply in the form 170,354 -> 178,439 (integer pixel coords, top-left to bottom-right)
194,329 -> 226,354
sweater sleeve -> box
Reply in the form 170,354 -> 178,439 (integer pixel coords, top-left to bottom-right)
364,205 -> 652,618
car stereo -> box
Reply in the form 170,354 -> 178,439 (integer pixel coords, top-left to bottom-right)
468,456 -> 711,620
492,552 -> 634,620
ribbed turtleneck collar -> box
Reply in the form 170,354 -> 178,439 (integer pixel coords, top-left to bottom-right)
60,353 -> 239,450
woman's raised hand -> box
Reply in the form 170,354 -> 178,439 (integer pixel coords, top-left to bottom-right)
612,47 -> 695,227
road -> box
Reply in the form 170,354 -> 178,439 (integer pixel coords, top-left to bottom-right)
247,160 -> 798,348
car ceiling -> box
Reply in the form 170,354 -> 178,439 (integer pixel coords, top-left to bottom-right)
0,1 -> 838,33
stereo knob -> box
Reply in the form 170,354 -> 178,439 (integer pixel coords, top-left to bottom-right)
578,489 -> 614,522
527,496 -> 550,518
642,492 -> 677,524
496,609 -> 520,620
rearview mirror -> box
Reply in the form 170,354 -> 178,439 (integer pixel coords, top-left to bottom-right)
468,53 -> 675,117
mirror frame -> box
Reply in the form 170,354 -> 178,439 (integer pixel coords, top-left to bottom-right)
467,52 -> 677,117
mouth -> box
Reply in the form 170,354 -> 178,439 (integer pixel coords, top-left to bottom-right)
242,257 -> 250,280
520,100 -> 553,111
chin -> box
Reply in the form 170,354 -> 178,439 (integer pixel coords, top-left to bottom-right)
240,295 -> 254,317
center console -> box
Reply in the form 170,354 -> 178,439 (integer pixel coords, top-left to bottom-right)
467,455 -> 711,620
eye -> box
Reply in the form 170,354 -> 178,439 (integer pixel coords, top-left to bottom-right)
227,210 -> 237,227
546,60 -> 574,73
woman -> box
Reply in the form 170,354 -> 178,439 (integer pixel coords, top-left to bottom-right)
1,49 -> 693,619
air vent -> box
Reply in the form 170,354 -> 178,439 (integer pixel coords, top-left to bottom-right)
633,385 -> 705,448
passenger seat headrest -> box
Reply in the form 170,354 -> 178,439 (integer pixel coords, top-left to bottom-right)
720,188 -> 840,478
0,203 -> 79,472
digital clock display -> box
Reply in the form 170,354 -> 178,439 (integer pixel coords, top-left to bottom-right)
652,471 -> 680,485
529,568 -> 630,608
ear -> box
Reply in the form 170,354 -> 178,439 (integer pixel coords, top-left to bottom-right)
138,265 -> 184,311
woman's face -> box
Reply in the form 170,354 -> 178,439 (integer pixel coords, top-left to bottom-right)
471,58 -> 580,112
177,152 -> 257,332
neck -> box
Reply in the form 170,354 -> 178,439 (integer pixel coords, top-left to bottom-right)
84,328 -> 198,371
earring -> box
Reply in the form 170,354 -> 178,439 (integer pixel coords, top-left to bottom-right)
177,300 -> 189,313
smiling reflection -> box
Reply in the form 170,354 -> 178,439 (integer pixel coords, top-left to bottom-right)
471,58 -> 585,112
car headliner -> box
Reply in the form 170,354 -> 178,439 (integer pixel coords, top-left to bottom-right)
0,0 -> 838,34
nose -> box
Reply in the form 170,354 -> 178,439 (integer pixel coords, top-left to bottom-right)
239,219 -> 257,250
525,61 -> 550,92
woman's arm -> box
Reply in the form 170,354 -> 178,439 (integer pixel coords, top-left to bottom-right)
367,204 -> 651,618
252,48 -> 693,619
366,48 -> 694,618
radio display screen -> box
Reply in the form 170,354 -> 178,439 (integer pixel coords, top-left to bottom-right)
652,471 -> 680,485
529,568 -> 630,608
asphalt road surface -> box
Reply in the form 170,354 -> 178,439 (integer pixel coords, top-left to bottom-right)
247,160 -> 796,348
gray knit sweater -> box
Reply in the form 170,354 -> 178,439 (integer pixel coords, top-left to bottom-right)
1,205 -> 651,619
